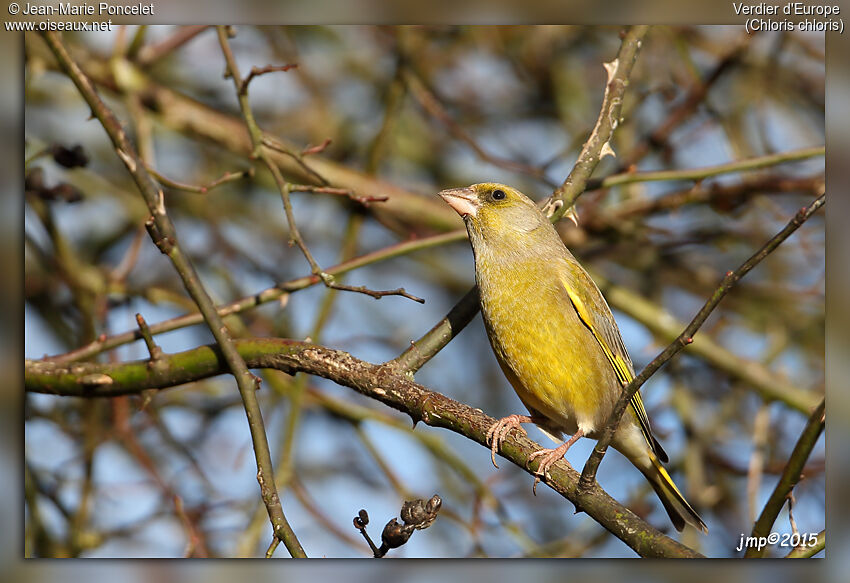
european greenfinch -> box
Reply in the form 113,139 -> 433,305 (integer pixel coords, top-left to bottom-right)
439,182 -> 707,533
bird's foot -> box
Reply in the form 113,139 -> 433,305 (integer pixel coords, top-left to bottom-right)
485,414 -> 532,468
527,429 -> 584,495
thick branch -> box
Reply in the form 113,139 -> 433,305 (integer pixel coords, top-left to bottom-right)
26,340 -> 702,558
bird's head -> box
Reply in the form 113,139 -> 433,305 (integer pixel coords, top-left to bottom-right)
438,183 -> 550,247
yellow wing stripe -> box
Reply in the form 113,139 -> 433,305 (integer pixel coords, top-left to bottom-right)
561,278 -> 656,451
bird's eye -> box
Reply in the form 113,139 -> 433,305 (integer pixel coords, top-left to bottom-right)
492,189 -> 506,200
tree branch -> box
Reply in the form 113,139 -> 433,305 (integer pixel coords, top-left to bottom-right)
25,339 -> 703,558
783,529 -> 824,558
542,25 -> 650,221
135,25 -> 210,68
586,146 -> 824,191
41,31 -> 305,559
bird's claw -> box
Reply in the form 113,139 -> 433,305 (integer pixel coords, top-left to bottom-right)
526,429 -> 585,495
485,414 -> 531,469
527,447 -> 568,495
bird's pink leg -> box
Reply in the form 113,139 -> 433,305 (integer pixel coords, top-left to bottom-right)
485,414 -> 533,468
526,429 -> 585,494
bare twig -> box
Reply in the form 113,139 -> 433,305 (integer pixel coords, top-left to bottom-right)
783,529 -> 824,558
403,69 -> 555,186
542,25 -> 650,222
586,146 -> 824,191
145,162 -> 254,193
260,135 -> 330,185
291,477 -> 370,553
353,496 -> 442,558
240,63 -> 298,95
620,36 -> 749,169
595,272 -> 819,414
290,184 -> 389,206
108,224 -> 145,283
597,175 -> 824,223
331,282 -> 423,303
390,286 -> 480,373
112,396 -> 209,557
136,25 -> 210,67
580,194 -> 825,489
29,39 -> 460,233
134,313 -> 162,361
301,138 -> 332,156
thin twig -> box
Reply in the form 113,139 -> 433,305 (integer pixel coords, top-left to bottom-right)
108,225 -> 145,283
403,69 -> 555,186
290,184 -> 389,206
134,313 -> 162,361
783,529 -> 824,558
580,194 -> 825,490
301,384 -> 527,546
240,63 -> 298,95
543,25 -> 650,222
301,138 -> 332,156
390,286 -> 480,372
145,162 -> 254,193
261,135 -> 329,185
620,36 -> 750,170
326,281 -> 423,304
595,271 -> 819,414
240,215 -> 365,556
291,477 -> 370,553
34,42 -> 459,233
600,175 -> 824,223
136,25 -> 210,67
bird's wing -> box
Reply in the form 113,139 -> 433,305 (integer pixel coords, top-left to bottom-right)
559,273 -> 668,462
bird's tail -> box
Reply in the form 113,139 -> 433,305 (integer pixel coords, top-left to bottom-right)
641,455 -> 708,534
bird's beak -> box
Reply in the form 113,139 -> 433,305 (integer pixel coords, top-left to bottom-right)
438,187 -> 479,218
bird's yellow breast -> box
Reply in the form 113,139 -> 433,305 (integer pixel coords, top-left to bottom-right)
476,254 -> 620,435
